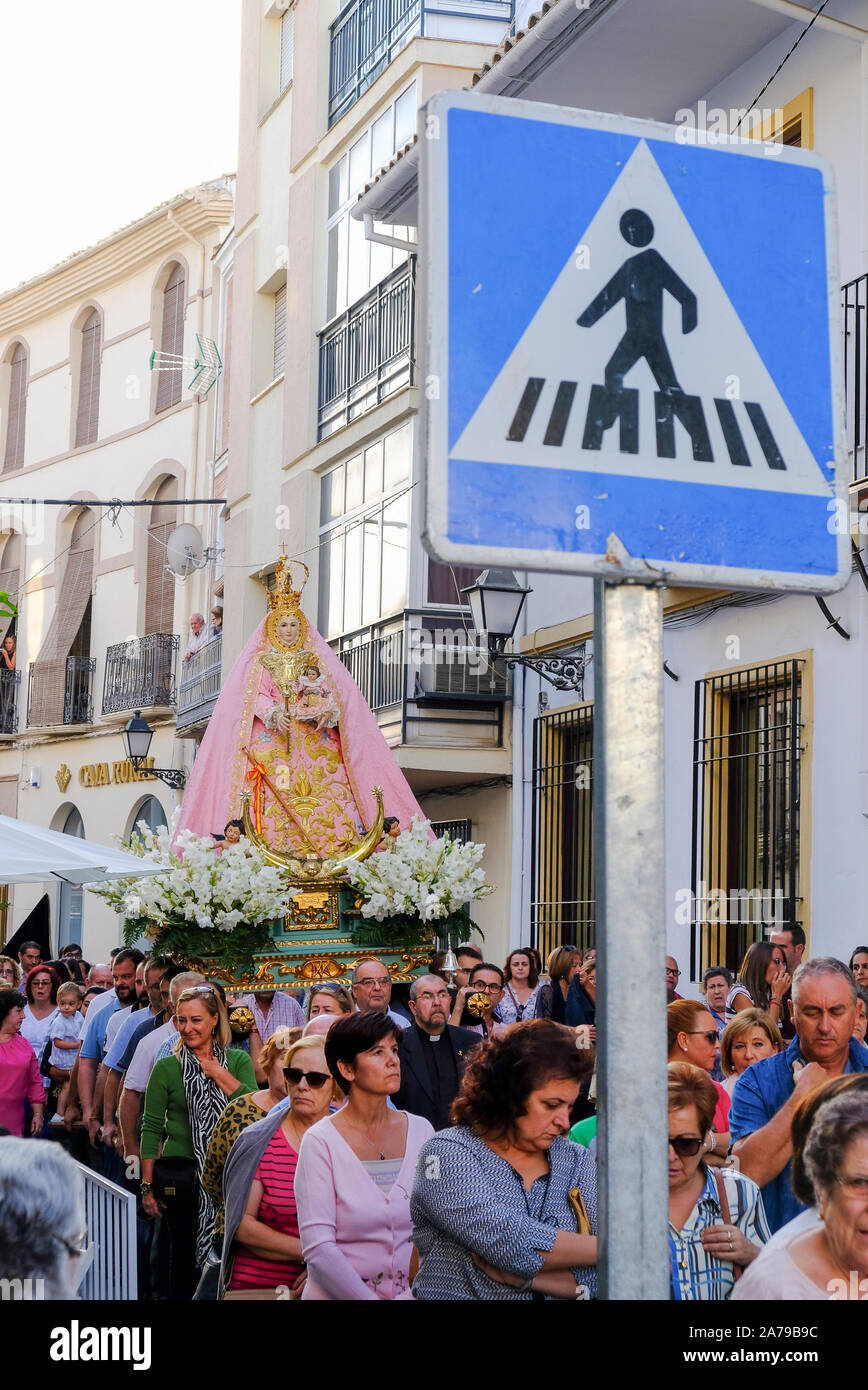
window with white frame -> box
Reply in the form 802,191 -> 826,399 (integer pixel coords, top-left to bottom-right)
318,420 -> 412,638
325,82 -> 417,323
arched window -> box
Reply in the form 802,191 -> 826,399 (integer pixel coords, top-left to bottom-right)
57,806 -> 85,952
130,795 -> 168,847
75,310 -> 102,447
156,264 -> 186,413
29,509 -> 94,726
3,343 -> 27,473
145,478 -> 177,635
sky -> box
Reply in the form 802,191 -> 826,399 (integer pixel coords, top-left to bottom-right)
0,0 -> 242,293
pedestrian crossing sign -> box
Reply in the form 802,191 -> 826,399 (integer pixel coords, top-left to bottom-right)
419,92 -> 848,593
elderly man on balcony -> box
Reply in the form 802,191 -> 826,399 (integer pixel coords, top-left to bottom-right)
182,613 -> 206,663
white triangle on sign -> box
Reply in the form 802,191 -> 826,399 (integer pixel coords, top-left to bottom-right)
451,140 -> 831,498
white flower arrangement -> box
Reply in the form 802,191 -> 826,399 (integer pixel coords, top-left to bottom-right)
344,816 -> 493,924
88,813 -> 294,958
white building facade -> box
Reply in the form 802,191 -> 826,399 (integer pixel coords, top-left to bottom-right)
0,184 -> 233,962
356,0 -> 868,989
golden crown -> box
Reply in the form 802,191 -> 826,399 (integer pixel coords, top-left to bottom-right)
267,557 -> 309,617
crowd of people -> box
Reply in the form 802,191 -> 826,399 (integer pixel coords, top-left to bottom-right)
1,928 -> 867,1302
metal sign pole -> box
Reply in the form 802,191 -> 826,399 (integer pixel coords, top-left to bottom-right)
594,577 -> 669,1299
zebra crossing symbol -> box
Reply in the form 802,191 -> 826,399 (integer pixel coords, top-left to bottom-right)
452,141 -> 829,501
421,94 -> 848,593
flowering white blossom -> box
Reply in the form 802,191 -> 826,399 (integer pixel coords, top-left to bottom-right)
88,814 -> 294,932
344,817 -> 493,923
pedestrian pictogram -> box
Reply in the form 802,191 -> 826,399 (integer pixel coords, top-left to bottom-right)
420,95 -> 847,593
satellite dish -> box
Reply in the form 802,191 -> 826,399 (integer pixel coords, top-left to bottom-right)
166,524 -> 205,578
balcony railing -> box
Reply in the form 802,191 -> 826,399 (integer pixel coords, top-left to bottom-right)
27,656 -> 96,728
318,259 -> 415,439
176,633 -> 222,734
331,608 -> 510,747
0,669 -> 20,735
329,0 -> 513,126
844,274 -> 867,483
102,633 -> 178,715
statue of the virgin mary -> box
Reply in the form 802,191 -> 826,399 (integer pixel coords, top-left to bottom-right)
175,556 -> 424,879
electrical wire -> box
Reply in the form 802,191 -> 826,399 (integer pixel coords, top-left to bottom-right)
733,0 -> 833,133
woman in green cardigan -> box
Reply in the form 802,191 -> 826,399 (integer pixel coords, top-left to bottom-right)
141,985 -> 255,1301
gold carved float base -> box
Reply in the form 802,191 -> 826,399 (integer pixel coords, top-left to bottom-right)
189,884 -> 431,993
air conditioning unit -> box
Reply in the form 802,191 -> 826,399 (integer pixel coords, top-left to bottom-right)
424,645 -> 509,699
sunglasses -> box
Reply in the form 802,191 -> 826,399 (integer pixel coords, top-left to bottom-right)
283,1067 -> 331,1089
669,1135 -> 704,1158
686,1030 -> 719,1045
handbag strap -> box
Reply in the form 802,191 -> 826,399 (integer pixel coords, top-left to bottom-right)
712,1168 -> 741,1282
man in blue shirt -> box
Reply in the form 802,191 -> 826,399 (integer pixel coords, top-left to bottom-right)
78,948 -> 143,1148
729,957 -> 868,1233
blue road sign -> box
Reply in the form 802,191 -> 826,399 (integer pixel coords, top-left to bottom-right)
420,93 -> 848,592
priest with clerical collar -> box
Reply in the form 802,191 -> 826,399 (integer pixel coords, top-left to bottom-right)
393,975 -> 481,1132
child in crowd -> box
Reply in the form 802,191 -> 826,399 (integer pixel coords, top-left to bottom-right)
49,982 -> 83,1121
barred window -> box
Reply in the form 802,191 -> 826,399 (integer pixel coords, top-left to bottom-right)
690,659 -> 804,980
531,702 -> 594,965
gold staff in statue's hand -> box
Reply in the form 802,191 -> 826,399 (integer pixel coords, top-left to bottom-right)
242,746 -> 320,857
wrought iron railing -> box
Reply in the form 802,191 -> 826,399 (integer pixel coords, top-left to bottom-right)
431,817 -> 472,843
102,633 -> 178,715
176,633 -> 222,732
330,607 -> 510,743
328,0 -> 513,126
0,669 -> 20,734
318,259 -> 415,438
27,656 -> 96,728
844,273 -> 867,483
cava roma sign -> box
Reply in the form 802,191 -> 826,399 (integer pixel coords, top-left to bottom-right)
54,758 -> 159,791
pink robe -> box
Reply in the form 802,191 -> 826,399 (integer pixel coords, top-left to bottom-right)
175,615 -> 423,855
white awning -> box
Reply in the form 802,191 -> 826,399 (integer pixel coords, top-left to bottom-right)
0,814 -> 163,884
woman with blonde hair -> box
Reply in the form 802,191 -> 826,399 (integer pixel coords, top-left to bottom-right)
534,947 -> 582,1023
719,1009 -> 784,1096
221,1033 -> 335,1299
140,984 -> 256,1301
305,982 -> 354,1021
0,955 -> 22,989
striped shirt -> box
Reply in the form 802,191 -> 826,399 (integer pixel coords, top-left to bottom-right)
228,1126 -> 302,1291
669,1164 -> 770,1301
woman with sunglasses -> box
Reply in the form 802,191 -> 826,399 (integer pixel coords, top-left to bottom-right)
668,1000 -> 731,1164
220,1036 -> 334,1299
196,1026 -> 300,1298
294,1011 -> 434,1300
668,1062 -> 768,1299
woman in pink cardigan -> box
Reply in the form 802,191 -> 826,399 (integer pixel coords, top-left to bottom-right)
294,1011 -> 433,1299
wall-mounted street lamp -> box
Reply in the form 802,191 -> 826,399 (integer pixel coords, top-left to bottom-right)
461,569 -> 586,693
122,710 -> 187,791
